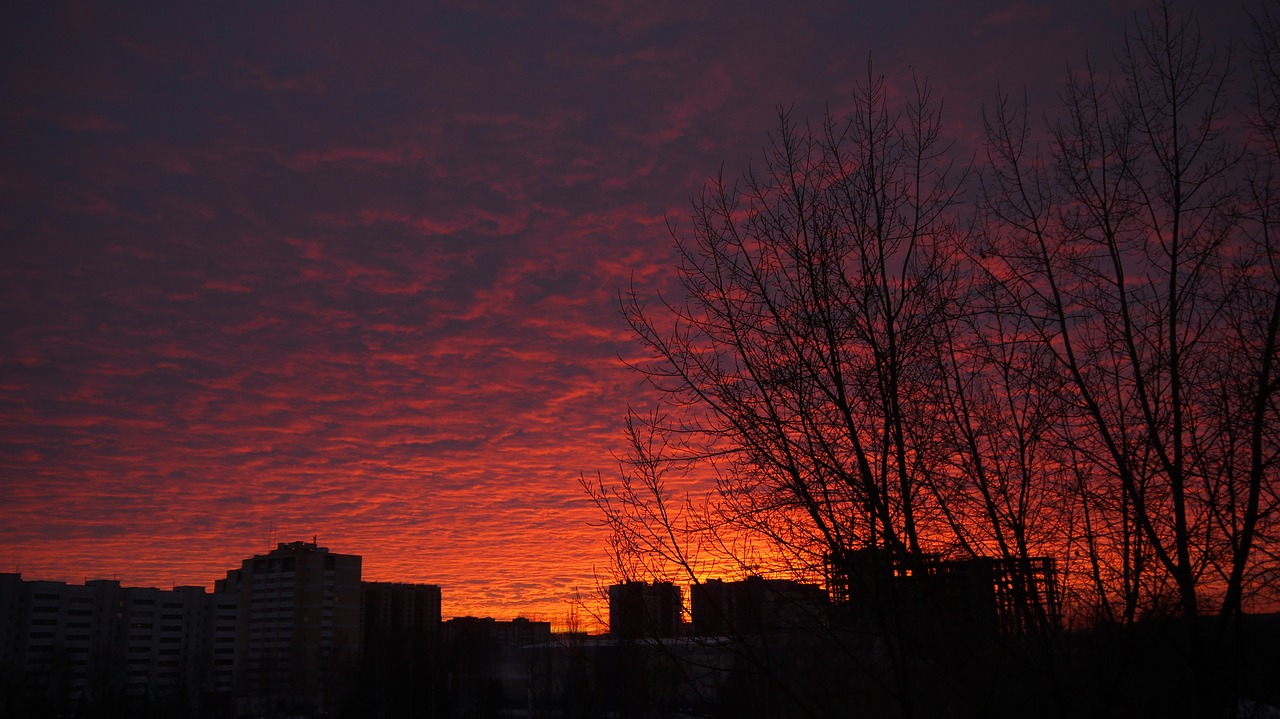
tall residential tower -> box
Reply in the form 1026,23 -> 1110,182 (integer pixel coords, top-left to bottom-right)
216,541 -> 362,716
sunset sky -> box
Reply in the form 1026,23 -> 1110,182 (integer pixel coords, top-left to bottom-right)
0,0 -> 1247,627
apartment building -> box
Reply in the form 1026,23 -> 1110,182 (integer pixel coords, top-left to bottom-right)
215,541 -> 362,715
0,573 -> 236,712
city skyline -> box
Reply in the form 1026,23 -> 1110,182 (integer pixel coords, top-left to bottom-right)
0,0 -> 1253,626
1,540 -> 778,629
3,540 -> 551,624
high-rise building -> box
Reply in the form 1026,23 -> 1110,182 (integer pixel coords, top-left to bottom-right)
363,581 -> 441,641
690,576 -> 827,636
359,582 -> 443,717
0,573 -> 21,670
14,578 -> 106,706
608,581 -> 682,639
203,586 -> 239,702
216,541 -> 362,716
0,574 -> 236,712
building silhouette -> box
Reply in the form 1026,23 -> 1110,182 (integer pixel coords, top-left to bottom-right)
440,616 -> 553,716
608,581 -> 681,639
359,581 -> 443,718
691,576 -> 827,636
825,548 -> 1061,638
364,581 -> 442,639
215,541 -> 362,716
115,584 -> 238,705
442,615 -> 552,649
0,573 -> 236,715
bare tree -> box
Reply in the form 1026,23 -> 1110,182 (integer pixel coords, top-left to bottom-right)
979,0 -> 1280,625
587,65 -> 988,718
588,4 -> 1279,716
606,65 -> 967,569
978,1 -> 1280,714
1221,0 -> 1280,619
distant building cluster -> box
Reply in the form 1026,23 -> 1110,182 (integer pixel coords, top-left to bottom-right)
607,576 -> 828,640
0,541 -> 1059,718
0,541 -> 542,718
